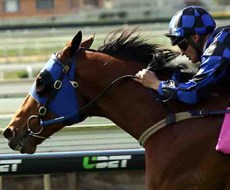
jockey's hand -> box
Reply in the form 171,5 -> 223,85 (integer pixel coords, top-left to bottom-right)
133,69 -> 160,91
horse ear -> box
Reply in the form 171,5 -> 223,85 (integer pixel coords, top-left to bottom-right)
71,31 -> 82,56
80,34 -> 95,49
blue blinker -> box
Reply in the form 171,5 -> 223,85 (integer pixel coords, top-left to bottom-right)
29,53 -> 81,125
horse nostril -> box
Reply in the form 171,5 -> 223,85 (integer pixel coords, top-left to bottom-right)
3,128 -> 15,140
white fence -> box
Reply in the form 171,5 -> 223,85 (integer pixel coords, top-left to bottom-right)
0,62 -> 44,79
0,25 -> 168,65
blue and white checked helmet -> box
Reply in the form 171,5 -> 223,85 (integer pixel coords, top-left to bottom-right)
165,6 -> 216,45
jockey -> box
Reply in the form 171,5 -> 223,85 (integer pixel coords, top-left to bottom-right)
135,6 -> 230,104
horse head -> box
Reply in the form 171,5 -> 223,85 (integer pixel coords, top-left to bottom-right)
3,31 -> 86,154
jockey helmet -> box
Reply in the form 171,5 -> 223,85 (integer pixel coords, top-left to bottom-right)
165,6 -> 216,45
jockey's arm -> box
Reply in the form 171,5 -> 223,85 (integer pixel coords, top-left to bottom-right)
159,47 -> 230,104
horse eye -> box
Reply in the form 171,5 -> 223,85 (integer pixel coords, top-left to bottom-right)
36,77 -> 45,94
35,70 -> 53,96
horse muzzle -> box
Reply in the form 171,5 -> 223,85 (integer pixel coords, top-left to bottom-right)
3,127 -> 37,154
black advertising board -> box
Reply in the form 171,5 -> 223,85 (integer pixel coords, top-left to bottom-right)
0,149 -> 145,175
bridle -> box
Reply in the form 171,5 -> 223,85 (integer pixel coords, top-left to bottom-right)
27,52 -> 136,139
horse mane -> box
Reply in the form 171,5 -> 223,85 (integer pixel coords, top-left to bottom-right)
97,26 -> 196,79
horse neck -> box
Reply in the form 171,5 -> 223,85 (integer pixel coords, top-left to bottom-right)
76,50 -> 229,141
76,50 -> 168,140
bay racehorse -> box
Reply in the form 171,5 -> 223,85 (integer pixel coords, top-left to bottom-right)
3,27 -> 230,190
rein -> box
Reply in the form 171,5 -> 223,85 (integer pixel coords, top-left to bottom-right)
28,54 -> 229,142
28,67 -> 136,139
40,74 -> 136,127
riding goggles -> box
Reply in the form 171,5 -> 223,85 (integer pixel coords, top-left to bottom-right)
177,38 -> 189,51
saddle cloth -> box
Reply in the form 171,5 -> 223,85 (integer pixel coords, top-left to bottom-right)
216,107 -> 230,154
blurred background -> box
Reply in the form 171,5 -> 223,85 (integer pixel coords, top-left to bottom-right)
0,0 -> 229,190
